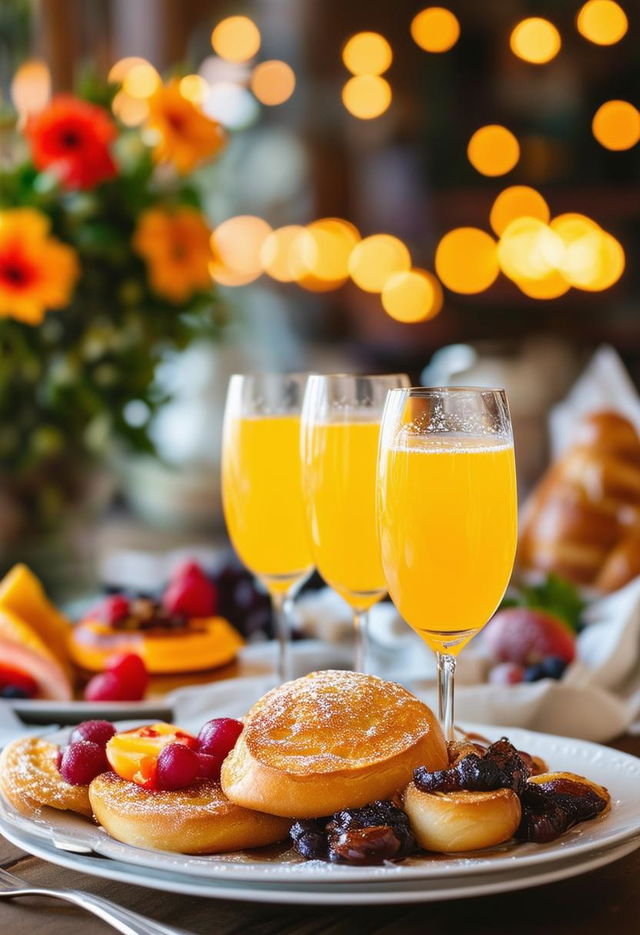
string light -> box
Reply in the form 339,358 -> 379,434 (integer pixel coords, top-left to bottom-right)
410,8 -> 460,53
260,226 -> 308,282
251,61 -> 296,106
592,100 -> 640,150
576,1 -> 628,45
467,125 -> 520,176
510,18 -> 561,64
108,57 -> 149,84
498,217 -> 564,282
179,74 -> 209,105
10,60 -> 51,115
111,91 -> 149,126
299,219 -> 360,286
348,235 -> 411,292
435,228 -> 499,294
490,186 -> 550,236
516,270 -> 570,299
342,32 -> 392,76
382,269 -> 443,322
210,216 -> 272,285
342,75 -> 392,119
211,16 -> 261,64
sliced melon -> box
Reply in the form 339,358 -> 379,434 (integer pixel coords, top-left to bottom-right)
0,564 -> 71,672
0,634 -> 72,701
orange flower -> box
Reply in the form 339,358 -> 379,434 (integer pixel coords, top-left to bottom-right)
133,207 -> 212,303
146,80 -> 226,174
25,95 -> 117,190
0,209 -> 79,325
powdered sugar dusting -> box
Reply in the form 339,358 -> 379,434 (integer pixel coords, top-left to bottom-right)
0,736 -> 90,815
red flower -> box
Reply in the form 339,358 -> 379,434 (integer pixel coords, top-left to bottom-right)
25,95 -> 117,190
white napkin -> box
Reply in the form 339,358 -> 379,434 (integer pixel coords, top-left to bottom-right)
0,702 -> 49,748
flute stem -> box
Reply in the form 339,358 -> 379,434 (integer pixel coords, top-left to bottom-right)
436,651 -> 456,742
272,591 -> 294,684
353,607 -> 370,673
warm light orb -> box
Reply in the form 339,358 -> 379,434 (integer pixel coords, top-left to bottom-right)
211,16 -> 261,64
498,217 -> 564,282
552,215 -> 625,291
342,75 -> 392,119
348,234 -> 411,292
592,100 -> 640,150
510,18 -> 562,64
260,225 -> 308,282
10,60 -> 51,115
251,60 -> 296,106
179,74 -> 209,105
210,215 -> 272,286
108,57 -> 149,84
467,125 -> 520,177
382,269 -> 443,322
299,219 -> 360,285
410,7 -> 461,53
490,186 -> 550,236
342,32 -> 393,76
516,270 -> 570,299
111,91 -> 149,126
435,228 -> 499,294
122,62 -> 161,99
577,1 -> 628,45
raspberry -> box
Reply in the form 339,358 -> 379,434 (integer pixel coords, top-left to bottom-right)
69,720 -> 116,747
195,752 -> 224,781
59,741 -> 109,785
106,654 -> 148,698
156,742 -> 200,790
90,595 -> 130,625
197,718 -> 243,758
163,564 -> 217,618
84,672 -> 126,702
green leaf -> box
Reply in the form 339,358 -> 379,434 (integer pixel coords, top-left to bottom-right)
516,574 -> 586,631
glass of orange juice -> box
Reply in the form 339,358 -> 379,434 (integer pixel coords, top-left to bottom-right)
222,373 -> 313,682
377,386 -> 517,740
301,373 -> 409,672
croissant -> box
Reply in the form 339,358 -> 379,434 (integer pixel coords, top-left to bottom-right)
519,411 -> 640,592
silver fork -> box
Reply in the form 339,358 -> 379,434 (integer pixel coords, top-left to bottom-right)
0,866 -> 191,935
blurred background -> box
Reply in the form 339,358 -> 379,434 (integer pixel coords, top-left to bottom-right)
1,0 -> 639,593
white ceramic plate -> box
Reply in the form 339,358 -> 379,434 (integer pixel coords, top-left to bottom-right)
1,723 -> 639,887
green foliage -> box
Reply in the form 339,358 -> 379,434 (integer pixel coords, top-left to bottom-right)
501,573 -> 586,631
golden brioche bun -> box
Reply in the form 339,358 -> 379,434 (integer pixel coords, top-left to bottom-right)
89,772 -> 291,854
404,782 -> 521,853
0,736 -> 92,817
221,669 -> 448,818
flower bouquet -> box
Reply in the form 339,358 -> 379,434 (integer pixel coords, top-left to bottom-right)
0,75 -> 226,550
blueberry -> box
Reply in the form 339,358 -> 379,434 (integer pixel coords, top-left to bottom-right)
0,685 -> 30,699
541,656 -> 568,680
523,663 -> 546,682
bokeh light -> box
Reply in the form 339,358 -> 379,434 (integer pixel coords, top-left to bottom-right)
108,57 -> 149,84
342,75 -> 392,119
467,125 -> 520,177
10,60 -> 51,115
576,1 -> 628,45
111,90 -> 149,126
211,16 -> 261,64
551,215 -> 624,291
342,32 -> 392,76
435,228 -> 499,294
592,100 -> 640,150
251,60 -> 296,106
381,269 -> 443,322
348,235 -> 411,292
490,186 -> 550,236
260,226 -> 308,282
299,219 -> 360,286
122,62 -> 161,99
498,217 -> 564,282
410,8 -> 460,53
510,18 -> 562,64
179,74 -> 209,105
516,270 -> 570,300
210,215 -> 272,286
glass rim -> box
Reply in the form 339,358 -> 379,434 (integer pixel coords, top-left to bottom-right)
306,372 -> 409,381
229,371 -> 312,380
386,384 -> 508,396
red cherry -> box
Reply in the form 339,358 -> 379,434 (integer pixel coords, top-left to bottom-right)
163,568 -> 217,618
170,561 -> 205,582
106,654 -> 148,697
156,743 -> 200,790
89,595 -> 130,625
84,672 -> 129,702
69,720 -> 116,746
195,752 -> 224,781
197,718 -> 243,758
59,741 -> 109,785
0,665 -> 38,698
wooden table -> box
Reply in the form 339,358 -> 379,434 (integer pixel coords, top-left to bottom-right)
1,736 -> 638,935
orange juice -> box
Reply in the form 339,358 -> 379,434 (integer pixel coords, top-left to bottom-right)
378,434 -> 517,653
302,420 -> 384,609
222,414 -> 312,592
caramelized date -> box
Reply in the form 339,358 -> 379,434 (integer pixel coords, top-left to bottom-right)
290,819 -> 328,860
328,826 -> 401,864
517,778 -> 608,843
414,738 -> 530,795
290,801 -> 416,864
484,738 -> 530,795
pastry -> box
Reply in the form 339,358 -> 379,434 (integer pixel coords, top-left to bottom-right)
403,784 -> 521,852
0,736 -> 92,817
221,669 -> 448,818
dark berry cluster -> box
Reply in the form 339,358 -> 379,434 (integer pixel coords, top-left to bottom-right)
290,800 -> 416,864
414,737 -> 530,796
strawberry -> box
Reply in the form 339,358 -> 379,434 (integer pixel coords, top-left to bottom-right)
483,608 -> 576,666
163,562 -> 217,617
88,594 -> 130,625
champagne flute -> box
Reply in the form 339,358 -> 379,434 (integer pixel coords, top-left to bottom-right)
301,373 -> 409,672
221,373 -> 313,683
377,386 -> 517,740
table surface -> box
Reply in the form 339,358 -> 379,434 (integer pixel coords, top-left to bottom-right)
1,734 -> 638,935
